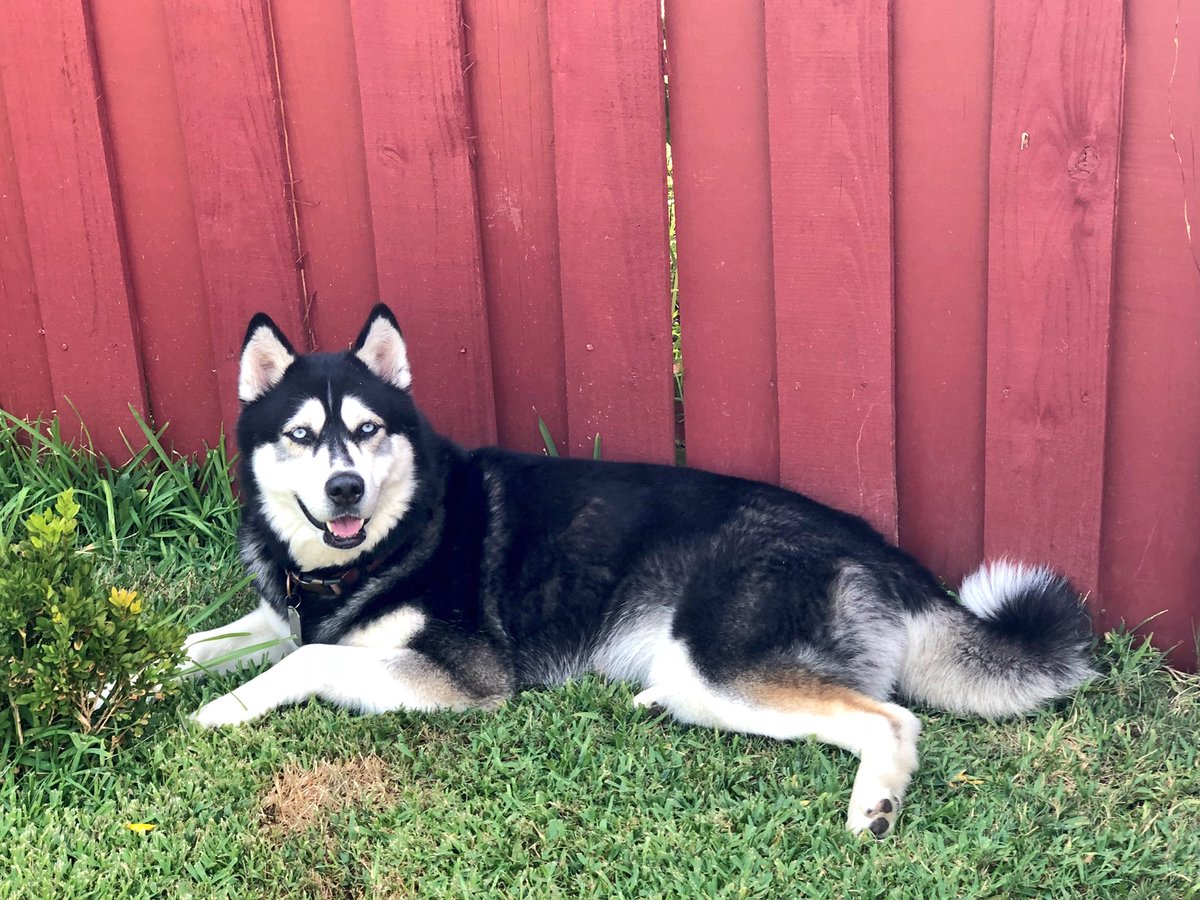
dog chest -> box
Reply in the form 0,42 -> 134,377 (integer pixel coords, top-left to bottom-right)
340,606 -> 427,649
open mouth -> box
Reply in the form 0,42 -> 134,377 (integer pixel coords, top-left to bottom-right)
296,497 -> 370,550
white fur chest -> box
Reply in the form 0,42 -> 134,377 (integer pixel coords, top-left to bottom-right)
340,606 -> 427,649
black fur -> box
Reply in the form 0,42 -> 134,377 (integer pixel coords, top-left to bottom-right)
192,305 -> 1098,836
235,320 -> 1092,709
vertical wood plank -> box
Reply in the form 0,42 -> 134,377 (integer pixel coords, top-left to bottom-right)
1101,2 -> 1200,669
163,0 -> 305,446
350,0 -> 497,447
91,0 -> 221,455
270,0 -> 381,351
664,0 -> 779,484
764,0 -> 896,537
547,1 -> 674,463
0,0 -> 147,460
465,0 -> 567,455
0,62 -> 54,422
984,1 -> 1124,593
892,0 -> 991,582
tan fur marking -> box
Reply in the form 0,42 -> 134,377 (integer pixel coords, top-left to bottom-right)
390,655 -> 505,713
737,673 -> 905,740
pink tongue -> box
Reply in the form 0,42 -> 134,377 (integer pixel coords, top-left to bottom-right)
328,517 -> 364,538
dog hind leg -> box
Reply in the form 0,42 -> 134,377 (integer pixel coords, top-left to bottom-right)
634,640 -> 920,838
734,671 -> 921,838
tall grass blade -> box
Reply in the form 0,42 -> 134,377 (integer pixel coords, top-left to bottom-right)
537,414 -> 560,458
182,574 -> 256,630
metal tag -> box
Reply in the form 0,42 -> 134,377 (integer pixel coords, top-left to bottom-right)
287,605 -> 303,645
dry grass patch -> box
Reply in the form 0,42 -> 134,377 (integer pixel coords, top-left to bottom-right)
260,755 -> 399,834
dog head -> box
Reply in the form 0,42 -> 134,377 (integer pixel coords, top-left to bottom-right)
236,304 -> 422,571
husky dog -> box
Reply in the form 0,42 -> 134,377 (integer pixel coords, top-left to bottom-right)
186,304 -> 1094,838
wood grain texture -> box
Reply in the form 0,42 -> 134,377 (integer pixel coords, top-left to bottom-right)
0,0 -> 147,460
764,0 -> 896,538
664,0 -> 779,484
350,0 -> 497,446
0,61 -> 53,422
271,0 -> 381,352
892,0 -> 991,583
91,0 -> 220,454
163,0 -> 305,448
547,0 -> 675,463
6,1 -> 1200,670
465,0 -> 567,455
1101,1 -> 1200,669
984,0 -> 1124,593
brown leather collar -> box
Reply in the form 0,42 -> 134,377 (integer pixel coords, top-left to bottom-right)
285,553 -> 388,599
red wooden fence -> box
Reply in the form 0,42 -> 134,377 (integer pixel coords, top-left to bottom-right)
1,0 -> 1198,669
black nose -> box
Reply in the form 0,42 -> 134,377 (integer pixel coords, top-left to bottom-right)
325,472 -> 364,506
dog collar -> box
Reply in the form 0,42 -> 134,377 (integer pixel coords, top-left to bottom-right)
283,558 -> 382,647
285,553 -> 387,599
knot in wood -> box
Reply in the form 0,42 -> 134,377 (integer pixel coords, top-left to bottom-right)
1068,145 -> 1100,181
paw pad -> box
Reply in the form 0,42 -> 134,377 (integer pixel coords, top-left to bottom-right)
862,797 -> 899,839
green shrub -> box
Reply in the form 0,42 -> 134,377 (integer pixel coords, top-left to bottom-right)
0,491 -> 186,761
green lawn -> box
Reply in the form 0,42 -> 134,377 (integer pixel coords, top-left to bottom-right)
3,569 -> 1196,899
2,419 -> 1197,899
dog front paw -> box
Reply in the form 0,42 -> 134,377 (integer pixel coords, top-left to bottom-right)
191,691 -> 260,728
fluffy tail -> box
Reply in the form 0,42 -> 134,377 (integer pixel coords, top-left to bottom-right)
898,560 -> 1095,719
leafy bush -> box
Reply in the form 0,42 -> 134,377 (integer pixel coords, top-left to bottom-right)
0,491 -> 186,761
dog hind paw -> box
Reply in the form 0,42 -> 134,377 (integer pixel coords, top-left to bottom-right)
632,685 -> 669,715
847,796 -> 900,839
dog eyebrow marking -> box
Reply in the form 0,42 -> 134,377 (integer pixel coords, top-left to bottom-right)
283,398 -> 326,438
341,395 -> 380,434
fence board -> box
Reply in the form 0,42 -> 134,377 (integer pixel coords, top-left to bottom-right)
547,1 -> 674,463
1102,2 -> 1200,669
3,1 -> 1200,667
91,0 -> 220,453
0,63 -> 53,423
350,0 -> 496,447
984,0 -> 1124,593
892,0 -> 990,582
163,0 -> 305,446
763,0 -> 896,538
466,0 -> 567,456
0,0 -> 146,461
664,0 -> 778,484
270,0 -> 381,351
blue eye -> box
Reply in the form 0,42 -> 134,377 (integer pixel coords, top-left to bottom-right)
286,426 -> 313,443
357,422 -> 379,438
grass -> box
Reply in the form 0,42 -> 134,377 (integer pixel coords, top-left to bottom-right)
2,420 -> 1198,898
0,409 -> 239,570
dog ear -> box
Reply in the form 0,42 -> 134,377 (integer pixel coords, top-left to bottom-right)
353,304 -> 412,390
239,313 -> 297,403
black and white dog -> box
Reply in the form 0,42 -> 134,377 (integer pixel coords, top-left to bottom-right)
186,304 -> 1093,838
